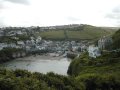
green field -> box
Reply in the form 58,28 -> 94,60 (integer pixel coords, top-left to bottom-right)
37,25 -> 116,40
38,30 -> 65,40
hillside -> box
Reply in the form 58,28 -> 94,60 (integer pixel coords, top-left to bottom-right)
112,29 -> 120,49
67,29 -> 120,90
0,29 -> 120,90
0,69 -> 85,90
67,51 -> 120,90
67,51 -> 120,76
37,24 -> 116,40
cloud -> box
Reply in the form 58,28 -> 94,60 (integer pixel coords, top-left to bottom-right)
0,0 -> 29,11
0,4 -> 4,13
112,6 -> 120,13
66,17 -> 81,22
106,5 -> 120,19
0,0 -> 120,27
0,17 -> 5,27
4,0 -> 29,5
105,5 -> 120,26
0,0 -> 4,10
106,13 -> 120,19
0,4 -> 3,9
0,22 -> 4,27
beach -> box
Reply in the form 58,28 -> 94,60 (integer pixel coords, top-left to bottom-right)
0,55 -> 70,75
15,54 -> 64,61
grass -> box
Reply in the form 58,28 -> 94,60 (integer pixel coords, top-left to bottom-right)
67,31 -> 96,40
67,51 -> 120,76
36,25 -> 115,40
38,30 -> 65,40
76,62 -> 120,75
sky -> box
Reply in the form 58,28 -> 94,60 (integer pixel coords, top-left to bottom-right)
0,0 -> 120,27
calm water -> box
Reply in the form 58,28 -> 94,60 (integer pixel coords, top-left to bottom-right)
0,56 -> 71,75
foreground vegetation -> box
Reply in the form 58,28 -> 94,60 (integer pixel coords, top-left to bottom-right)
67,51 -> 120,76
0,48 -> 24,63
67,29 -> 120,90
0,69 -> 84,90
112,29 -> 120,49
0,50 -> 120,90
67,51 -> 120,90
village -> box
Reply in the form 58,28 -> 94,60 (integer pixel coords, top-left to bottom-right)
0,27 -> 113,59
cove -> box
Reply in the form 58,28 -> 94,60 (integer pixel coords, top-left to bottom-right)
0,55 -> 71,75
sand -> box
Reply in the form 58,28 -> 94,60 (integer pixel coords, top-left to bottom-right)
15,55 -> 64,61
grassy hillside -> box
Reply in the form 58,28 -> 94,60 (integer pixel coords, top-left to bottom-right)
67,29 -> 120,89
67,51 -> 120,90
38,30 -> 65,40
112,29 -> 120,49
37,25 -> 116,40
67,51 -> 120,76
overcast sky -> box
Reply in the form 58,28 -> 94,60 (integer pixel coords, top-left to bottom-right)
0,0 -> 120,27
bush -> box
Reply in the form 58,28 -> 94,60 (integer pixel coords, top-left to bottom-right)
76,73 -> 120,90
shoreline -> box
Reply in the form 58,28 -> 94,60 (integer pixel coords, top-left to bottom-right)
0,54 -> 71,75
15,55 -> 65,61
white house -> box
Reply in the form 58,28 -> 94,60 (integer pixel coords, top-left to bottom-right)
36,36 -> 42,44
31,39 -> 35,45
88,45 -> 101,58
0,30 -> 4,36
81,45 -> 87,52
17,41 -> 25,45
0,43 -> 8,50
7,43 -> 17,48
17,41 -> 25,49
26,40 -> 32,46
25,46 -> 31,51
72,46 -> 78,52
16,31 -> 23,35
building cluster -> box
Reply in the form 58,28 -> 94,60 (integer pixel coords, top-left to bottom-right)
25,39 -> 88,56
0,24 -> 86,36
88,36 -> 113,58
0,27 -> 90,58
0,27 -> 34,36
88,45 -> 101,58
98,36 -> 113,50
0,27 -> 113,58
0,28 -> 89,57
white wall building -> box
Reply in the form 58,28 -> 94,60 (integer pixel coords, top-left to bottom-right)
36,36 -> 42,44
17,41 -> 25,45
81,45 -> 87,52
7,43 -> 17,48
0,43 -> 8,50
88,45 -> 101,58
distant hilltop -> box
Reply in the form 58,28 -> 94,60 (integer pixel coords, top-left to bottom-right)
0,24 -> 82,30
1,24 -> 120,30
0,24 -> 118,40
36,24 -> 117,40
